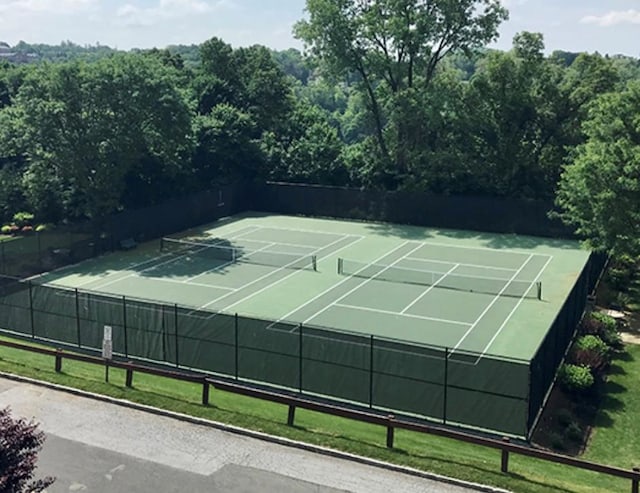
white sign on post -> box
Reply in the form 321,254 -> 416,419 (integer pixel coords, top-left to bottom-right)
102,325 -> 113,360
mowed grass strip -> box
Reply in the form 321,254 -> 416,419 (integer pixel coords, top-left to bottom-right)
0,336 -> 636,493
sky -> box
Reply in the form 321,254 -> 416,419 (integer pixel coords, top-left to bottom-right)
0,0 -> 638,57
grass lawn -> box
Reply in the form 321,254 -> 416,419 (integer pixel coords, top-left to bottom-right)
1,337 -> 639,493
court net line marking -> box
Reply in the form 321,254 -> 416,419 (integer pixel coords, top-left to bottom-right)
183,242 -> 277,283
400,263 -> 461,315
192,234 -> 365,315
89,226 -> 262,291
416,240 -> 553,258
302,242 -> 425,327
474,254 -> 554,364
450,253 -> 535,355
404,255 -> 516,273
334,303 -> 471,326
250,224 -> 355,238
261,241 -> 413,333
141,276 -> 236,292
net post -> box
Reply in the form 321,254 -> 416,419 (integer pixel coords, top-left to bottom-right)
311,255 -> 317,272
337,258 -> 343,275
159,237 -> 164,252
537,282 -> 542,301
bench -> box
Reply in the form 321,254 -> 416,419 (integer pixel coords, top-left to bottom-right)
120,238 -> 137,250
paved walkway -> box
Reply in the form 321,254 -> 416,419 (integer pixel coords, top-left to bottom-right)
0,376 -> 501,493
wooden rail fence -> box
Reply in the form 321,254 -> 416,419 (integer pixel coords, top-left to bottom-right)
0,339 -> 638,492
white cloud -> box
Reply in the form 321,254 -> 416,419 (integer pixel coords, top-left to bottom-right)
581,9 -> 640,27
115,0 -> 224,27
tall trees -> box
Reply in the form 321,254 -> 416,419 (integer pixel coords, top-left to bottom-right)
13,54 -> 192,221
295,0 -> 508,187
556,81 -> 640,256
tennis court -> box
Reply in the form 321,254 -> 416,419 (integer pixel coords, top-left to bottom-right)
36,213 -> 587,362
13,212 -> 592,436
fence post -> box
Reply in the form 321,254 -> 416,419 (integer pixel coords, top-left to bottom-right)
369,335 -> 374,409
386,415 -> 395,449
234,313 -> 239,380
54,349 -> 62,373
125,363 -> 134,388
443,347 -> 448,424
174,304 -> 179,368
501,437 -> 510,473
298,324 -> 303,393
75,288 -> 81,348
287,405 -> 296,426
28,281 -> 35,338
201,378 -> 209,406
122,296 -> 128,358
632,467 -> 639,493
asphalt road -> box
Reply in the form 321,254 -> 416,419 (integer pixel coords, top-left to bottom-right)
0,376 -> 496,493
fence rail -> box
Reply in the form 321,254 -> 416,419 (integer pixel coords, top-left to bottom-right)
0,339 -> 638,492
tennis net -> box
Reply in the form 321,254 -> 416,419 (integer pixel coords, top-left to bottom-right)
161,237 -> 317,271
337,258 -> 541,299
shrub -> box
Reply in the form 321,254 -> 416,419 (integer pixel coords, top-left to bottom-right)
1,224 -> 12,234
581,312 -> 623,350
548,431 -> 566,451
35,224 -> 49,233
12,211 -> 34,228
558,364 -> 594,393
565,422 -> 583,442
21,225 -> 34,234
572,335 -> 611,376
555,408 -> 573,427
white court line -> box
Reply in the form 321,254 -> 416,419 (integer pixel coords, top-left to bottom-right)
334,303 -> 472,327
405,256 -> 516,273
145,276 -> 236,292
194,234 -> 365,313
225,238 -> 320,251
253,225 -> 351,237
400,263 -> 460,315
417,240 -> 554,258
264,242 -> 413,332
451,253 -> 535,354
184,242 -> 276,283
89,226 -> 261,291
474,255 -> 554,363
302,242 -> 424,326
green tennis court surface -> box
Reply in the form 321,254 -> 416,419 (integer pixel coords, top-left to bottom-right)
36,212 -> 590,362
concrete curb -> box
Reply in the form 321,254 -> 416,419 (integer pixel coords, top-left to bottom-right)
0,371 -> 511,493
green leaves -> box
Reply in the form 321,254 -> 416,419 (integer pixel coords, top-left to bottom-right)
556,81 -> 640,256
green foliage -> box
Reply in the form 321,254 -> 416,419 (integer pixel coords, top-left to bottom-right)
555,408 -> 573,427
565,422 -> 583,443
581,312 -> 623,350
1,225 -> 13,234
556,80 -> 640,258
558,364 -> 594,393
12,211 -> 34,227
548,431 -> 566,451
572,335 -> 611,377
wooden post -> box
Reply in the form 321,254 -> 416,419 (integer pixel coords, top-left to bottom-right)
54,349 -> 62,373
201,379 -> 209,406
501,437 -> 510,473
632,467 -> 640,493
386,415 -> 395,449
287,405 -> 296,426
